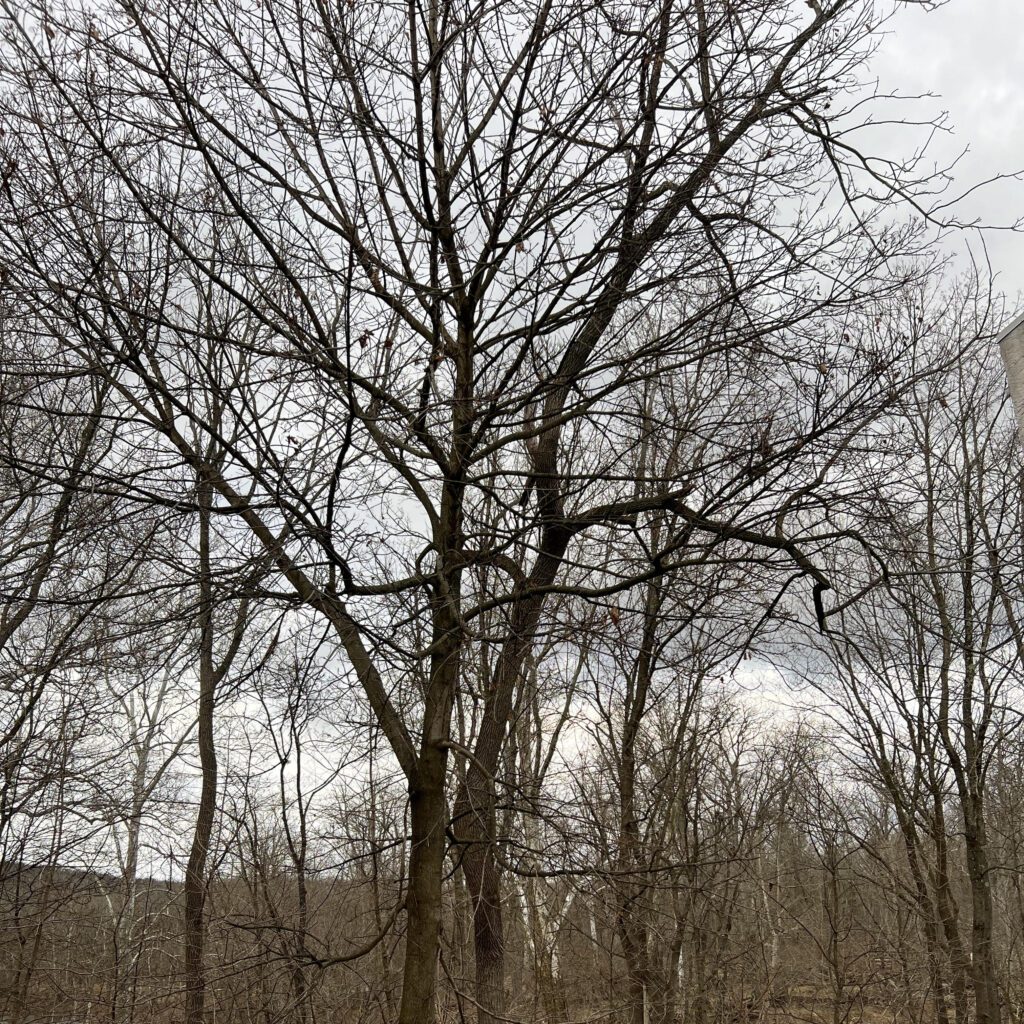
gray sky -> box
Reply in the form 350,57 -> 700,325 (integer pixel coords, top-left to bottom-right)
871,1 -> 1024,305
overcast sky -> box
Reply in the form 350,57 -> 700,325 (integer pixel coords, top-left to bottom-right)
870,1 -> 1024,309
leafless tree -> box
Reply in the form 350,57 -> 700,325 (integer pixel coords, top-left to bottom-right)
0,0 -> 1006,1020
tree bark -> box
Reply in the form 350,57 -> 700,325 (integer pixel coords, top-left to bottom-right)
397,448 -> 467,1024
398,757 -> 449,1024
965,804 -> 1001,1024
184,473 -> 217,1024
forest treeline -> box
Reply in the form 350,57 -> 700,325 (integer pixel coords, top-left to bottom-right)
12,686 -> 1024,1024
0,0 -> 1021,1022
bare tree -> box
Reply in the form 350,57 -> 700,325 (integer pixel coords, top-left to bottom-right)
0,0 -> 984,1020
808,319 -> 1022,1024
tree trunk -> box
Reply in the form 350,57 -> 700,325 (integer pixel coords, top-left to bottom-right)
184,473 -> 217,1024
453,539 -> 569,1023
465,850 -> 505,1024
398,744 -> 450,1024
901,832 -> 952,1024
931,819 -> 971,1024
965,806 -> 1001,1024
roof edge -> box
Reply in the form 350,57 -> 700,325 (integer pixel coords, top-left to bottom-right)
998,309 -> 1024,345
